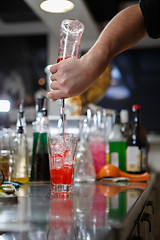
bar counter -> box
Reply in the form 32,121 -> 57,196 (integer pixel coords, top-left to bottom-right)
0,173 -> 159,239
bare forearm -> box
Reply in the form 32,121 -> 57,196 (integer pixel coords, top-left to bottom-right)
47,4 -> 148,101
83,4 -> 147,81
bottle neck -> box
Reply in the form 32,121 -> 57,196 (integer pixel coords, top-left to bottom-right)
114,110 -> 120,125
36,112 -> 43,121
133,109 -> 140,124
40,115 -> 49,134
131,109 -> 141,137
17,126 -> 24,134
16,111 -> 26,133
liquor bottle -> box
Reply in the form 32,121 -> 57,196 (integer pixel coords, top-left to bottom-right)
126,104 -> 149,173
35,99 -> 50,181
74,118 -> 96,182
11,110 -> 29,183
30,98 -> 44,181
120,109 -> 130,138
108,110 -> 126,172
89,111 -> 106,174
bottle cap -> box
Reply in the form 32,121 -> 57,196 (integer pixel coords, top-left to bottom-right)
132,105 -> 141,110
120,109 -> 129,123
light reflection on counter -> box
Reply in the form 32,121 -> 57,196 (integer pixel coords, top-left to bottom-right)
0,181 -> 148,240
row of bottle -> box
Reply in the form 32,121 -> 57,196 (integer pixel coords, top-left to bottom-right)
13,100 -> 148,183
11,98 -> 50,183
75,104 -> 149,182
75,108 -> 112,182
108,105 -> 149,174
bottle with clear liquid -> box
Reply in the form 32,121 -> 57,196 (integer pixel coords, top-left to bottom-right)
74,118 -> 96,182
108,110 -> 126,172
35,100 -> 50,181
11,116 -> 29,183
126,105 -> 149,173
30,98 -> 44,181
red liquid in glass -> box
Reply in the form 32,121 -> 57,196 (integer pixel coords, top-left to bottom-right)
57,56 -> 69,63
50,150 -> 74,186
50,164 -> 74,185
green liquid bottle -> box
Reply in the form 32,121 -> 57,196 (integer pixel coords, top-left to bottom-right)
108,110 -> 126,172
30,131 -> 40,181
35,100 -> 50,181
30,98 -> 44,181
36,132 -> 50,181
109,141 -> 126,172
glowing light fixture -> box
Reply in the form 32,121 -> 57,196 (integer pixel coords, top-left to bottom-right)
40,0 -> 74,13
0,100 -> 10,112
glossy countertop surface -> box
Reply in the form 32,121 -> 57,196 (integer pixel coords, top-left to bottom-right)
0,176 -> 156,240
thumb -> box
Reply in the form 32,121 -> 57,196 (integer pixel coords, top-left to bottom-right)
50,64 -> 58,74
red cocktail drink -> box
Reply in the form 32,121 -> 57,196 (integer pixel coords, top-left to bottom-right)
48,136 -> 77,193
50,152 -> 74,186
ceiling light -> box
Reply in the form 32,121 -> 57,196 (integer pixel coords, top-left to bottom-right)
0,100 -> 10,112
40,0 -> 74,13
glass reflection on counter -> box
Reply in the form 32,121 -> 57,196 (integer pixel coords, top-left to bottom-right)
47,182 -> 148,239
47,193 -> 74,240
74,183 -> 97,239
47,183 -> 110,240
0,182 -> 148,240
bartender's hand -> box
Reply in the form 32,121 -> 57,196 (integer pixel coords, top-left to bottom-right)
47,56 -> 96,101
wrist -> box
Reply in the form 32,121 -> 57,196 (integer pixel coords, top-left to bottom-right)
81,45 -> 110,84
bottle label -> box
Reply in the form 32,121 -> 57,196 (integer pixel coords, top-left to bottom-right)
110,152 -> 119,168
126,146 -> 141,172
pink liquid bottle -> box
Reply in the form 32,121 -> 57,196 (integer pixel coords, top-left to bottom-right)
89,110 -> 107,175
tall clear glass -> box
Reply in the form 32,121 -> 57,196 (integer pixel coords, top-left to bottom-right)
48,136 -> 78,194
